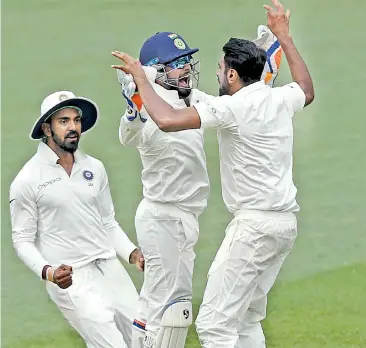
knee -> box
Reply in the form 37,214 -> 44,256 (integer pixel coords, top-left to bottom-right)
195,309 -> 237,339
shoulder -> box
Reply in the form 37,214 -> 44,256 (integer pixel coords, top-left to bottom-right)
10,154 -> 39,192
83,154 -> 106,173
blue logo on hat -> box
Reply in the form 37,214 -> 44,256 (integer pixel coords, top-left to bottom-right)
83,170 -> 94,181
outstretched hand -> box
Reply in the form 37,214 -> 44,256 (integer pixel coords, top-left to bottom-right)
111,51 -> 148,87
263,0 -> 291,39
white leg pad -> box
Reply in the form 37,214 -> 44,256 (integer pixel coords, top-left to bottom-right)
153,300 -> 192,348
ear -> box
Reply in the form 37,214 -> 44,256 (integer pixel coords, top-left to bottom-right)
227,68 -> 239,84
41,123 -> 51,137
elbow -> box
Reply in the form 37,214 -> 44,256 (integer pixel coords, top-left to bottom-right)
157,119 -> 173,132
305,90 -> 315,106
155,111 -> 177,132
298,81 -> 315,107
12,231 -> 34,251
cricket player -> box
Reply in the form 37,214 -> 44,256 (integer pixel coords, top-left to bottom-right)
116,31 -> 210,348
111,0 -> 315,347
9,90 -> 145,348
113,26 -> 282,348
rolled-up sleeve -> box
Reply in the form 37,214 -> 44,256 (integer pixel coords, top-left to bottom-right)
10,181 -> 49,278
98,165 -> 137,263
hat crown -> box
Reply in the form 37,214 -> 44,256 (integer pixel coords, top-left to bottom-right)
41,91 -> 76,116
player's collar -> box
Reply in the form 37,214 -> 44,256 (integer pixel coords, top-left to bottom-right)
237,80 -> 267,96
37,142 -> 87,165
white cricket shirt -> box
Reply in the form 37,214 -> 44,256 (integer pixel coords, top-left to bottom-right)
193,81 -> 306,214
9,142 -> 136,278
119,83 -> 210,216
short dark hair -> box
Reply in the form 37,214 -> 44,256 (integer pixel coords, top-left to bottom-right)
222,38 -> 266,85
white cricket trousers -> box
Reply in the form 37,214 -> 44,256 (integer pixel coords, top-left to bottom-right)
133,198 -> 199,342
196,209 -> 298,348
46,257 -> 138,348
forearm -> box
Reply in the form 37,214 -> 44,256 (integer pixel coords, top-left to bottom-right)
14,240 -> 50,279
137,79 -> 201,132
137,79 -> 177,130
278,35 -> 314,105
119,111 -> 145,146
106,222 -> 137,263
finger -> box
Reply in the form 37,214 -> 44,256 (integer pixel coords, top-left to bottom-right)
59,279 -> 73,289
59,264 -> 72,272
263,5 -> 272,12
272,0 -> 282,9
55,274 -> 72,284
111,65 -> 129,73
112,51 -> 135,65
111,51 -> 126,60
286,9 -> 291,20
54,270 -> 72,281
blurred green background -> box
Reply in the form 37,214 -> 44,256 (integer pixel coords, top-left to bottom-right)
1,0 -> 365,347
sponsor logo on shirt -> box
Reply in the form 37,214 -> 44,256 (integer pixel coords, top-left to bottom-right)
38,177 -> 62,190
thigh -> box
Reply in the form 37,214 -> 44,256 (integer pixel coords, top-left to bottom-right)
136,204 -> 198,300
135,203 -> 198,335
99,259 -> 139,346
47,268 -> 127,348
237,216 -> 297,329
198,219 -> 260,325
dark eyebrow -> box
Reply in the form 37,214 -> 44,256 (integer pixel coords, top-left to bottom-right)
58,114 -> 81,121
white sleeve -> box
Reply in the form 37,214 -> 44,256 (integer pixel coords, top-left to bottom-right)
98,165 -> 137,263
119,107 -> 150,147
189,89 -> 215,105
193,96 -> 234,129
10,181 -> 49,279
281,82 -> 306,114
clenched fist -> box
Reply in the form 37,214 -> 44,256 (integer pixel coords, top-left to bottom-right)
44,264 -> 73,289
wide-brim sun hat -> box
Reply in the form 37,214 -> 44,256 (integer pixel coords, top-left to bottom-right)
30,90 -> 99,140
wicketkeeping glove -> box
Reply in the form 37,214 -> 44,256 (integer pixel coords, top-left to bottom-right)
117,69 -> 146,122
117,66 -> 158,122
253,25 -> 283,87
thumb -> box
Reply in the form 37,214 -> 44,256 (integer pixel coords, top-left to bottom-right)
111,65 -> 129,74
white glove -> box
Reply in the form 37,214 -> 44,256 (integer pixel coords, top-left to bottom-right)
116,66 -> 157,99
117,66 -> 157,121
253,25 -> 282,87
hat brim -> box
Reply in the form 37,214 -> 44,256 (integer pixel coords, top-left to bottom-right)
160,48 -> 199,64
30,97 -> 99,140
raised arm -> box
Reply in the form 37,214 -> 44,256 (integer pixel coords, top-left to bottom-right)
264,0 -> 314,106
112,54 -> 201,132
117,69 -> 151,146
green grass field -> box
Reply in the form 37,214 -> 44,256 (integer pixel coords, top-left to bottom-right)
1,0 -> 365,347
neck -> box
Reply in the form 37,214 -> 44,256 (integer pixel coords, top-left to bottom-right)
47,140 -> 75,165
231,79 -> 259,95
230,83 -> 244,95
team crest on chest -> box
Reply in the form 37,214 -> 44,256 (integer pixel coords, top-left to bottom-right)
82,170 -> 94,182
